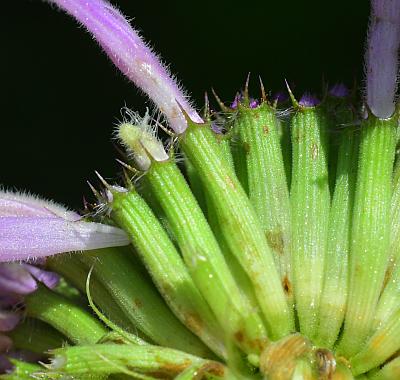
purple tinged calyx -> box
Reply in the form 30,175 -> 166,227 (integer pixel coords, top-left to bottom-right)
0,190 -> 129,262
230,93 -> 259,109
49,0 -> 203,133
299,93 -> 320,107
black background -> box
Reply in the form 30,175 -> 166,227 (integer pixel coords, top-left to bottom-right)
4,0 -> 369,209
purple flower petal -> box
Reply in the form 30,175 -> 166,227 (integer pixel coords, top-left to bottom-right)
0,191 -> 79,221
0,264 -> 37,295
23,265 -> 60,289
249,99 -> 259,109
0,296 -> 22,309
365,0 -> 400,118
0,217 -> 129,262
211,122 -> 224,134
273,91 -> 289,103
299,93 -> 320,107
329,83 -> 349,98
0,312 -> 20,332
49,0 -> 203,133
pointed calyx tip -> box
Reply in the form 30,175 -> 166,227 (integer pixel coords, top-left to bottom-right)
117,111 -> 169,171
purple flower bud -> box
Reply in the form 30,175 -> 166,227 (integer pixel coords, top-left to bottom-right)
273,91 -> 289,103
23,265 -> 59,290
365,0 -> 400,118
210,122 -> 224,134
49,0 -> 203,133
230,93 -> 258,109
0,190 -> 129,262
230,93 -> 243,109
299,93 -> 320,107
0,264 -> 38,295
329,83 -> 349,98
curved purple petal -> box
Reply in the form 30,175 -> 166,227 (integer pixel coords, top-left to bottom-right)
329,83 -> 349,98
0,312 -> 20,332
299,93 -> 320,107
0,191 -> 79,221
23,265 -> 60,289
49,0 -> 203,133
0,217 -> 129,262
366,0 -> 400,118
0,264 -> 37,295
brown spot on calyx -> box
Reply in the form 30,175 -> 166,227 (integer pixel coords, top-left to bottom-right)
263,125 -> 270,134
249,337 -> 269,353
112,337 -> 126,345
184,313 -> 203,335
134,298 -> 143,308
282,275 -> 292,295
225,175 -> 236,190
193,362 -> 225,380
311,142 -> 319,160
243,142 -> 251,154
161,359 -> 192,376
144,358 -> 193,379
234,330 -> 244,343
259,334 -> 311,380
265,229 -> 284,256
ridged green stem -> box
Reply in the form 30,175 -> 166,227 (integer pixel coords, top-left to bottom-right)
290,106 -> 330,339
181,123 -> 293,340
146,160 -> 268,354
236,103 -> 292,303
315,127 -> 359,347
206,137 -> 261,315
48,344 -> 218,378
186,157 -> 208,214
25,285 -> 107,345
47,254 -> 138,337
368,356 -> 400,380
7,318 -> 66,354
373,155 -> 400,329
350,309 -> 400,376
337,116 -> 397,357
79,247 -> 213,358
